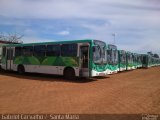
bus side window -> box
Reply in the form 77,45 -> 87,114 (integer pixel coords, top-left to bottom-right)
61,44 -> 77,57
2,47 -> 6,57
15,47 -> 22,57
46,45 -> 60,56
23,46 -> 33,56
34,45 -> 46,57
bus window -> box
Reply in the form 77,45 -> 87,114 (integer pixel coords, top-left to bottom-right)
113,50 -> 118,64
128,54 -> 133,63
46,45 -> 60,56
15,47 -> 22,57
93,46 -> 101,63
34,45 -> 46,57
2,47 -> 6,57
122,54 -> 126,63
23,46 -> 33,56
7,49 -> 13,60
143,56 -> 147,64
0,47 -> 2,55
61,44 -> 77,57
107,50 -> 112,64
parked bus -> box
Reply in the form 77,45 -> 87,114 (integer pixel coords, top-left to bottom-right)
136,54 -> 143,68
132,53 -> 138,69
118,50 -> 127,71
1,39 -> 108,78
0,45 -> 2,67
142,54 -> 153,68
106,44 -> 118,74
156,58 -> 160,66
126,51 -> 134,70
0,44 -> 6,67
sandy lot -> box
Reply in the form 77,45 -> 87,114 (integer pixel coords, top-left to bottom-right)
0,67 -> 160,114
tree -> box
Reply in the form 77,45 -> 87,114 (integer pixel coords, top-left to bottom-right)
147,51 -> 153,57
153,54 -> 159,58
0,32 -> 23,44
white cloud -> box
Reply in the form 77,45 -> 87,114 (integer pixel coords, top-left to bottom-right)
56,30 -> 70,36
22,36 -> 54,43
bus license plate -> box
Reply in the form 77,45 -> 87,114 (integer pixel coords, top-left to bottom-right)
99,73 -> 105,76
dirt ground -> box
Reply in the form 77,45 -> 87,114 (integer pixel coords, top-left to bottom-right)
0,67 -> 160,114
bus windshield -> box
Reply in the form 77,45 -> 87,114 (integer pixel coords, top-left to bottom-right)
93,40 -> 106,64
121,53 -> 126,63
107,49 -> 118,65
106,44 -> 118,65
128,54 -> 133,63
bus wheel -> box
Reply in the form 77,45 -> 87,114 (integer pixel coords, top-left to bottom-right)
64,68 -> 75,80
17,65 -> 25,74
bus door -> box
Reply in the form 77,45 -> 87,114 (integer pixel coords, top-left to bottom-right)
80,46 -> 89,77
6,47 -> 14,70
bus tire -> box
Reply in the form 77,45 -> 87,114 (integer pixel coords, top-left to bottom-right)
17,65 -> 25,74
64,67 -> 75,80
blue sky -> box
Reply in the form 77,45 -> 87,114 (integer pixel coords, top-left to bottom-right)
0,0 -> 160,54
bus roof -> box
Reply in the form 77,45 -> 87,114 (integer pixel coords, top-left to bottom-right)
107,44 -> 117,50
3,39 -> 96,47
